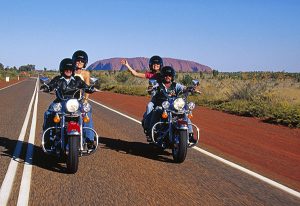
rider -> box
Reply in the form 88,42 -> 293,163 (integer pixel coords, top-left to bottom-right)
149,66 -> 198,143
121,55 -> 163,80
121,56 -> 163,135
41,58 -> 95,137
72,50 -> 95,146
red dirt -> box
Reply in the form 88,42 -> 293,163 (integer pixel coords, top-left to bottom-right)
0,78 -> 26,89
91,91 -> 300,191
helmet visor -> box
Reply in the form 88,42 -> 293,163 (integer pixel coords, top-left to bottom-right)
163,69 -> 174,77
64,63 -> 74,71
76,55 -> 87,63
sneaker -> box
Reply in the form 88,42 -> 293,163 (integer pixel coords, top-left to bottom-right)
189,133 -> 197,144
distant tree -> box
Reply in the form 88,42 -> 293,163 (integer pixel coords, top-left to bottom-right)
19,64 -> 35,72
181,74 -> 193,85
0,63 -> 4,70
212,69 -> 219,77
44,67 -> 47,72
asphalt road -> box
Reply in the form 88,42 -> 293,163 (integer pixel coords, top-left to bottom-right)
0,78 -> 299,205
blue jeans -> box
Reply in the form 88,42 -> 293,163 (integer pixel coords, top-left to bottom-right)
83,107 -> 94,141
43,102 -> 56,131
142,101 -> 154,131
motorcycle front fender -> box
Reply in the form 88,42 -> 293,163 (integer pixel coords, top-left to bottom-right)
67,121 -> 81,136
174,119 -> 189,130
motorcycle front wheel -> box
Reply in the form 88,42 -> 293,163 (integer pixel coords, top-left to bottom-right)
172,130 -> 188,163
66,136 -> 79,174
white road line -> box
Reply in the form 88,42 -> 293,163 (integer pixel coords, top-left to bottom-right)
0,79 -> 37,206
90,98 -> 300,199
17,81 -> 39,206
0,80 -> 26,91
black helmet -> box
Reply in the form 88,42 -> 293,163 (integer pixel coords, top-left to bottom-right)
59,58 -> 75,76
149,55 -> 163,71
72,50 -> 88,68
161,66 -> 176,80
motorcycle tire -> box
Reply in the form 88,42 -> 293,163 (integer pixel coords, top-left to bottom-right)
66,136 -> 79,174
172,130 -> 188,163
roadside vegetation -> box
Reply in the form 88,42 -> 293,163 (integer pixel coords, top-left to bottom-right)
0,63 -> 37,80
92,70 -> 300,128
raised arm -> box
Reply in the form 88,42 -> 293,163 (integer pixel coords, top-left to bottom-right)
121,59 -> 146,78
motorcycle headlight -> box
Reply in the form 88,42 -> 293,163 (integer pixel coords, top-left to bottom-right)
188,102 -> 195,110
66,99 -> 79,113
83,102 -> 91,112
162,101 -> 170,109
52,103 -> 62,112
173,98 -> 185,111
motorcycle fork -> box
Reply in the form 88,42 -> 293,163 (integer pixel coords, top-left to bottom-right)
172,114 -> 188,145
79,116 -> 83,151
168,113 -> 173,143
61,115 -> 66,153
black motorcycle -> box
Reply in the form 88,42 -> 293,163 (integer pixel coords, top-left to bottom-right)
149,79 -> 200,163
40,78 -> 99,173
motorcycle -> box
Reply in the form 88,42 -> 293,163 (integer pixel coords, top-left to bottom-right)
149,79 -> 200,163
40,78 -> 99,173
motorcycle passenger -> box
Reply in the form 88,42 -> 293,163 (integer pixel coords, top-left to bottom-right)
72,50 -> 95,146
41,58 -> 95,145
121,55 -> 162,80
121,56 -> 163,134
148,66 -> 197,143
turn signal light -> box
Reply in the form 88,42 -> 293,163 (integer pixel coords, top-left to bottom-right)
188,113 -> 193,119
83,115 -> 90,123
53,115 -> 60,123
162,112 -> 168,119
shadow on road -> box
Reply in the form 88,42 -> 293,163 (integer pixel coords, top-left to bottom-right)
99,136 -> 174,163
0,134 -> 176,175
0,136 -> 66,173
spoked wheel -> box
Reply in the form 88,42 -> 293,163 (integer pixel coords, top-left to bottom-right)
172,130 -> 188,163
66,136 -> 79,174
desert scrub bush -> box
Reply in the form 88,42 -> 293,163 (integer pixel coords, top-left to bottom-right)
96,71 -> 114,84
264,101 -> 300,127
115,71 -> 132,83
226,80 -> 269,101
180,74 -> 194,86
112,85 -> 148,96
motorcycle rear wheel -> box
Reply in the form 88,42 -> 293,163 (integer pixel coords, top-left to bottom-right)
66,136 -> 79,174
172,130 -> 188,163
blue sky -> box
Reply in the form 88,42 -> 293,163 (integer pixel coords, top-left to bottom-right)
0,0 -> 299,72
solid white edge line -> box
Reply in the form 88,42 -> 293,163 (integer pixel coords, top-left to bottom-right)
192,147 -> 300,198
0,80 -> 26,91
90,98 -> 300,199
17,80 -> 39,206
0,79 -> 38,206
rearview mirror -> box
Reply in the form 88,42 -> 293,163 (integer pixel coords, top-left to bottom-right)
149,79 -> 157,86
39,76 -> 50,84
192,79 -> 199,86
90,77 -> 99,85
